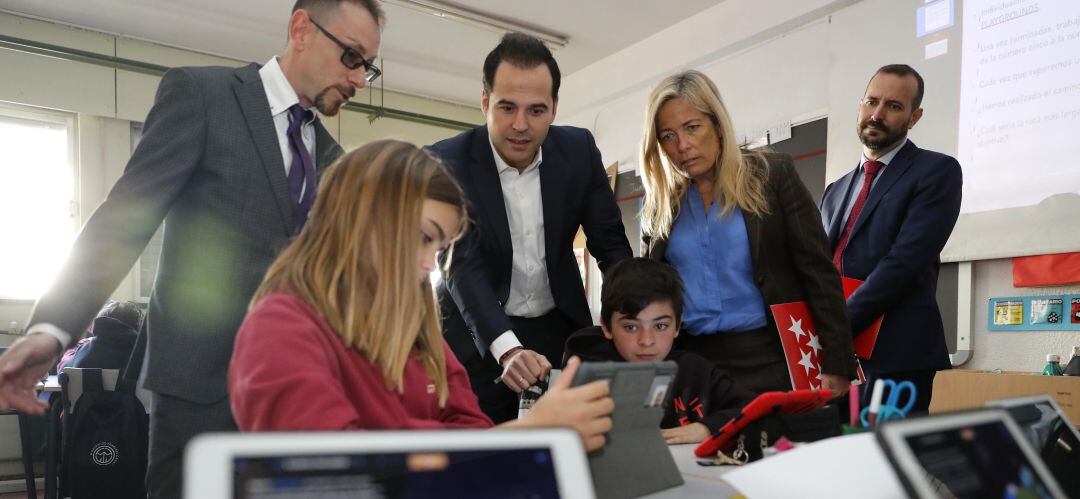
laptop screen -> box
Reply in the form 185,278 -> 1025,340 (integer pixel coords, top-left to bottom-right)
232,448 -> 561,499
904,420 -> 1056,499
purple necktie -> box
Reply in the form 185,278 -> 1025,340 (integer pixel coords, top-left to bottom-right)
286,104 -> 317,234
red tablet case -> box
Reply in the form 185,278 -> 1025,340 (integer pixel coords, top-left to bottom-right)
694,389 -> 833,458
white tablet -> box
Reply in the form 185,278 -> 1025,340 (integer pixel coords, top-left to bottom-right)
876,409 -> 1066,499
184,429 -> 594,499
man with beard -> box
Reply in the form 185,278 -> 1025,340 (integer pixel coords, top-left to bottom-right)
0,1 -> 382,496
429,33 -> 631,423
820,64 -> 962,414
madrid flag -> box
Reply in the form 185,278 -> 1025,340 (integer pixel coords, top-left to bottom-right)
770,302 -> 824,390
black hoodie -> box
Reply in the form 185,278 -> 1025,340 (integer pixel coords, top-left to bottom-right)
563,326 -> 758,433
59,300 -> 141,371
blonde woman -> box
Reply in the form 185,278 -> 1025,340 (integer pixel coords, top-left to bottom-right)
639,70 -> 854,395
229,140 -> 612,451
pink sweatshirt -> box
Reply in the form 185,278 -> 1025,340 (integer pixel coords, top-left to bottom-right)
229,292 -> 493,431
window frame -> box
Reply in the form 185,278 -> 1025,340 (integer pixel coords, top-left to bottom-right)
129,122 -> 164,304
0,102 -> 78,302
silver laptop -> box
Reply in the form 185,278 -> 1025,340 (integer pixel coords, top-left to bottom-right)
184,429 -> 594,499
988,395 -> 1080,497
876,409 -> 1066,499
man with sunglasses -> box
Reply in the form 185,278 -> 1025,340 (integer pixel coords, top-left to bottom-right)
0,1 -> 382,497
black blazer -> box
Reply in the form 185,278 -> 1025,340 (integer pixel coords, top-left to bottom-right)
29,64 -> 343,403
646,153 -> 855,378
429,125 -> 632,362
820,140 -> 961,373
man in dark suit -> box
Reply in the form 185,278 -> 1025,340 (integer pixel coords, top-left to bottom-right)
429,33 -> 632,423
0,1 -> 382,496
820,64 -> 962,413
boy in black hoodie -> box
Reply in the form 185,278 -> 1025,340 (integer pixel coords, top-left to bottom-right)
563,258 -> 757,444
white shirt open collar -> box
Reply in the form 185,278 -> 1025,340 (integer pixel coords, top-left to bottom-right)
259,57 -> 315,122
483,135 -> 552,362
488,137 -> 543,175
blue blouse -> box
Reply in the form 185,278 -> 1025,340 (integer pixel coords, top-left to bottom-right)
666,188 -> 767,335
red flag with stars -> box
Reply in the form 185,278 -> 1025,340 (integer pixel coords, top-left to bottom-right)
770,302 -> 825,391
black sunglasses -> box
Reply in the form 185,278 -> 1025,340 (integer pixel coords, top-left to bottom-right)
310,19 -> 381,83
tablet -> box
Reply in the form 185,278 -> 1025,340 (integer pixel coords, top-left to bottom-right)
570,361 -> 683,499
988,395 -> 1080,497
183,429 -> 594,499
695,389 -> 833,457
570,360 -> 678,409
876,409 -> 1066,499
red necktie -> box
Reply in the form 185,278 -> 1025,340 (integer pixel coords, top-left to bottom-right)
832,160 -> 883,273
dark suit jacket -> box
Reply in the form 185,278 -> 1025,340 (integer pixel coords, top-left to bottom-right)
428,125 -> 632,362
820,140 -> 961,373
29,63 -> 344,403
646,153 -> 855,378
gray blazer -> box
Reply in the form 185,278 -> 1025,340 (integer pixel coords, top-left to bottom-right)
28,63 -> 343,404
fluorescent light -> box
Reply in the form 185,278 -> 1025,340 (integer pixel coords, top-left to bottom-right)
382,0 -> 569,48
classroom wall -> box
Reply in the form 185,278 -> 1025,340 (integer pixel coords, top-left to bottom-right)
968,260 -> 1080,372
0,11 -> 478,469
556,0 -> 1080,372
558,0 -> 849,173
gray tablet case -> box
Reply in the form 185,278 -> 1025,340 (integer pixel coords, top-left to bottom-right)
573,361 -> 683,499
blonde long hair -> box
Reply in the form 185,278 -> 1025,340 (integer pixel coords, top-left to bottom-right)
639,70 -> 770,240
251,139 -> 466,407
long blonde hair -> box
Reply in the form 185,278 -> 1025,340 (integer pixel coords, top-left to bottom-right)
639,70 -> 770,240
251,139 -> 466,407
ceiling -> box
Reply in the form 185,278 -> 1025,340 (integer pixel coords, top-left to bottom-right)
0,0 -> 724,107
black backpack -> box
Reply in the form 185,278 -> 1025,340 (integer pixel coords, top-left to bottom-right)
60,369 -> 149,499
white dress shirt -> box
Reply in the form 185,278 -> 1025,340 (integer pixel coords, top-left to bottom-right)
29,57 -> 316,351
487,140 -> 556,362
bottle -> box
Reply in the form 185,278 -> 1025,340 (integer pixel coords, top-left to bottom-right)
1042,354 -> 1063,376
1064,347 -> 1080,376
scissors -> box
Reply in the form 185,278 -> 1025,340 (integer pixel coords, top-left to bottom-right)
860,379 -> 917,427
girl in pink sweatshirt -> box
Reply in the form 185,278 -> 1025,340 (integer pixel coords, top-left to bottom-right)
229,140 -> 612,451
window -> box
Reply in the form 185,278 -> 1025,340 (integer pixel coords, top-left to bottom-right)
131,123 -> 165,302
0,104 -> 77,300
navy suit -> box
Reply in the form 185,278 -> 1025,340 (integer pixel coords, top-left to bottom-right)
821,140 -> 961,409
429,125 -> 631,422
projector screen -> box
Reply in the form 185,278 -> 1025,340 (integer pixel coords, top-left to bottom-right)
943,0 -> 1080,261
958,0 -> 1080,214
